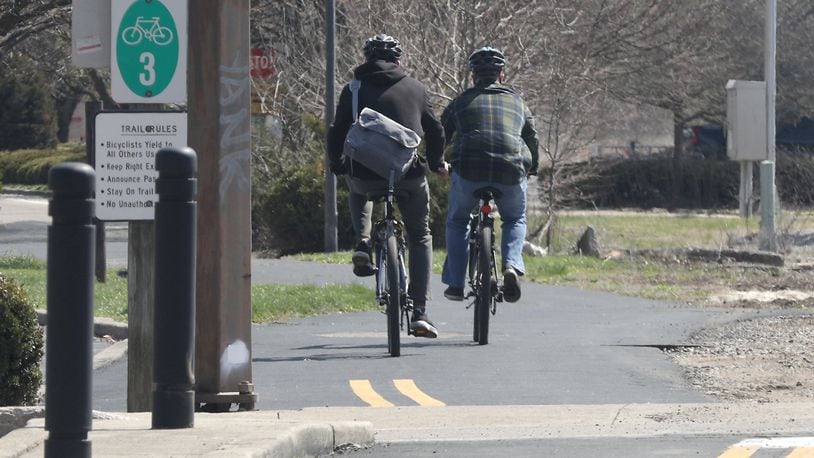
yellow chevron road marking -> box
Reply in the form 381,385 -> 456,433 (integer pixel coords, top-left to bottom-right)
393,379 -> 445,407
716,446 -> 758,458
787,448 -> 814,458
349,379 -> 394,407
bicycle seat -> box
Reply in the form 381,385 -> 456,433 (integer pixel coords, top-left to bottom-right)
472,186 -> 502,200
366,189 -> 410,203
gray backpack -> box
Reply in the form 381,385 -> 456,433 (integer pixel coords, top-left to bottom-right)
342,79 -> 420,181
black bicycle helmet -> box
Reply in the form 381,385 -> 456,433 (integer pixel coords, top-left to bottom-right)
468,47 -> 507,73
362,34 -> 403,62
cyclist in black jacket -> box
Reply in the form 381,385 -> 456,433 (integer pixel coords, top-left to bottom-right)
327,34 -> 446,338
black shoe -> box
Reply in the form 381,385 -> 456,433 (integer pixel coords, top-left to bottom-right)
502,267 -> 521,303
410,309 -> 438,338
352,238 -> 375,277
443,286 -> 464,301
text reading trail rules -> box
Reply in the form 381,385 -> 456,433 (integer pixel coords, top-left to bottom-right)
94,111 -> 188,220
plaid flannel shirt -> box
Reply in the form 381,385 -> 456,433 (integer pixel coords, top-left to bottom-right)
441,83 -> 539,184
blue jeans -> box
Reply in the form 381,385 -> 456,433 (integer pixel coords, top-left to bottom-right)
442,172 -> 527,289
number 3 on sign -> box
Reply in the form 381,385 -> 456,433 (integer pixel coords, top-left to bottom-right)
139,52 -> 156,86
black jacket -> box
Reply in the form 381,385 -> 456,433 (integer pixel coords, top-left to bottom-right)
327,60 -> 445,180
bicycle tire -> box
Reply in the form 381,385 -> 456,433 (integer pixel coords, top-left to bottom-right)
152,26 -> 174,45
385,230 -> 401,357
121,26 -> 143,45
467,220 -> 478,284
476,226 -> 492,345
470,240 -> 480,342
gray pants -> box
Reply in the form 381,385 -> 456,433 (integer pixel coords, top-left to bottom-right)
346,176 -> 432,303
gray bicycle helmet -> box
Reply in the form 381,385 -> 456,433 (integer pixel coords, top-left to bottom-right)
468,47 -> 507,73
362,34 -> 403,62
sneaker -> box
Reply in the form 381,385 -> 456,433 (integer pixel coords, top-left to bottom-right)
502,267 -> 521,303
443,286 -> 464,301
409,308 -> 438,338
352,238 -> 375,277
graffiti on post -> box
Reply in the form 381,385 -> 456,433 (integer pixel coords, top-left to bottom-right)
218,51 -> 251,202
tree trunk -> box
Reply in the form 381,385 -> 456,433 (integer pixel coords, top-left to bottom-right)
670,109 -> 684,211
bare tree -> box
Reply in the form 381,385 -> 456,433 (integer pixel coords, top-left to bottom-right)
0,0 -> 70,51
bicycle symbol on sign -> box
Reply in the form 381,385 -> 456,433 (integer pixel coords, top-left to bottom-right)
121,16 -> 174,46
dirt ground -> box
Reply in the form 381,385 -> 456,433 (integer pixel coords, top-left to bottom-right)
666,261 -> 814,403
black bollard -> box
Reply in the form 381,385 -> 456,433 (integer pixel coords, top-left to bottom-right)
152,147 -> 197,429
45,162 -> 96,458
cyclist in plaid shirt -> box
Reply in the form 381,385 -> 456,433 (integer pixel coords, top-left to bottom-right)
440,47 -> 539,303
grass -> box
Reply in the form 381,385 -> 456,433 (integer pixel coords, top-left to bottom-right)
0,256 -> 375,324
6,210 -> 810,325
296,209 -> 814,306
544,212 -> 762,252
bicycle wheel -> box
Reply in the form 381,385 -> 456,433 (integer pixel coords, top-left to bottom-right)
475,226 -> 492,345
121,26 -> 143,45
152,26 -> 174,45
470,241 -> 480,342
385,230 -> 401,357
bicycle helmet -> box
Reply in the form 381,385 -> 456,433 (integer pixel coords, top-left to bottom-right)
468,47 -> 507,73
362,34 -> 403,62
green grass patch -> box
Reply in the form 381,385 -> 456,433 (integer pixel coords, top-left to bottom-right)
548,213 -> 761,253
293,249 -> 448,274
252,283 -> 375,323
1,255 -> 374,324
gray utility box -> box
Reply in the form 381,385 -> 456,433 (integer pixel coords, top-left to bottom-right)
726,80 -> 767,161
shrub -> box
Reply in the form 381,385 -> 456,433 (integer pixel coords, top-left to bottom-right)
549,158 -> 743,210
252,158 -> 451,254
426,171 -> 450,249
776,149 -> 814,206
0,143 -> 85,184
0,56 -> 57,151
253,159 -> 356,255
0,273 -> 43,406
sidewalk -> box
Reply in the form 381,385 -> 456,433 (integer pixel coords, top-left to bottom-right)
5,401 -> 814,456
1,411 -> 373,457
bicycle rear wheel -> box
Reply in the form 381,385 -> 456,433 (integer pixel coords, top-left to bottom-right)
475,226 -> 492,345
385,231 -> 401,357
469,240 -> 480,342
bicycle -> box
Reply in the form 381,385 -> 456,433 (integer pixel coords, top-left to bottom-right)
466,187 -> 504,345
368,171 -> 412,357
122,16 -> 174,46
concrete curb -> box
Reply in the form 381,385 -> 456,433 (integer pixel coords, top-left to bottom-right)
0,408 -> 44,442
0,313 -> 131,442
36,309 -> 128,341
93,340 -> 128,370
0,413 -> 375,457
0,188 -> 51,198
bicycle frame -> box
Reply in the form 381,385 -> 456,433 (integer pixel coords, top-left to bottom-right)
466,190 -> 502,345
373,201 -> 410,310
467,193 -> 502,308
371,172 -> 412,355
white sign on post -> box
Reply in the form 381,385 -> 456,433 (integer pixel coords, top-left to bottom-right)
71,0 -> 111,68
94,111 -> 188,221
111,0 -> 187,103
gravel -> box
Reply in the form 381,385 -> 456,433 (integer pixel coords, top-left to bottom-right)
668,314 -> 814,402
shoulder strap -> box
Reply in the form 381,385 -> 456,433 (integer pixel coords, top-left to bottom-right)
350,79 -> 361,121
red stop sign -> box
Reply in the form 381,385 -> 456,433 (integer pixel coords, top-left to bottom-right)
250,48 -> 276,78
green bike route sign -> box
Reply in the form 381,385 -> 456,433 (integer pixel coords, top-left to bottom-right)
111,0 -> 187,103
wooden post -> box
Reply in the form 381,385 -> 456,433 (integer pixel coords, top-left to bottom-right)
188,0 -> 256,410
127,221 -> 154,412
